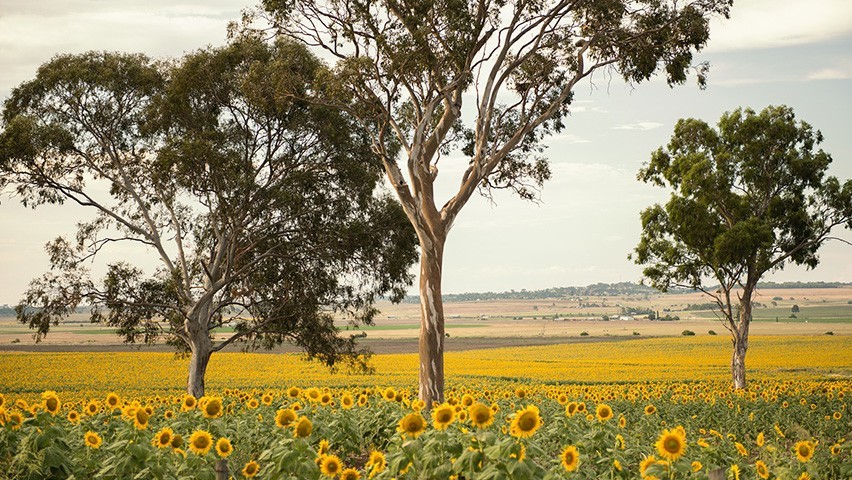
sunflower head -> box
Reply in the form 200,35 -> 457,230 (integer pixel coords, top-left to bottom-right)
397,412 -> 426,438
189,430 -> 213,456
275,408 -> 297,428
794,440 -> 815,462
469,402 -> 494,428
655,428 -> 687,461
153,427 -> 174,449
755,460 -> 769,479
510,405 -> 542,439
431,403 -> 455,430
215,437 -> 233,458
134,408 -> 149,430
340,467 -> 361,480
644,404 -> 656,415
293,416 -> 313,438
320,454 -> 342,477
84,430 -> 102,449
560,445 -> 580,472
202,397 -> 223,419
242,460 -> 260,478
595,403 -> 613,421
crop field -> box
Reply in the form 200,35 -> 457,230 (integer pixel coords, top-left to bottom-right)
0,335 -> 849,479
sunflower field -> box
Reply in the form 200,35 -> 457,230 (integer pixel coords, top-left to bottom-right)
0,336 -> 849,479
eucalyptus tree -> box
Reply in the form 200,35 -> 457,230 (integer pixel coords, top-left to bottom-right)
633,106 -> 852,389
0,39 -> 418,397
254,0 -> 734,404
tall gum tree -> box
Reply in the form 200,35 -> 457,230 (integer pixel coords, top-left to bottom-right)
0,40 -> 418,397
633,105 -> 852,389
256,0 -> 734,405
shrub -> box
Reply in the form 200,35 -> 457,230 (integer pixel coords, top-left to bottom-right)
708,330 -> 717,335
825,331 -> 834,335
681,330 -> 695,336
579,331 -> 589,337
632,331 -> 641,336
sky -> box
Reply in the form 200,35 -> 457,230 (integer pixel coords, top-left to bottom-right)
1,0 -> 851,304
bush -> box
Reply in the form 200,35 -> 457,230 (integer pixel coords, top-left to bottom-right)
708,330 -> 717,335
579,331 -> 589,337
789,314 -> 797,319
632,331 -> 640,336
681,330 -> 695,336
825,331 -> 834,335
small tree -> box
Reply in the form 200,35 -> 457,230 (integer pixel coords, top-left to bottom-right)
791,304 -> 800,313
256,0 -> 734,404
0,39 -> 418,397
633,105 -> 852,389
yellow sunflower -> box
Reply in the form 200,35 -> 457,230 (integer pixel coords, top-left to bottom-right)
341,394 -> 354,409
242,460 -> 260,478
618,415 -> 627,428
133,408 -> 149,430
181,395 -> 197,411
261,393 -> 273,405
644,404 -> 656,415
170,434 -> 184,450
756,431 -> 765,447
691,461 -> 702,472
67,410 -> 80,423
341,467 -> 360,480
655,428 -> 686,461
735,442 -> 748,457
84,400 -> 100,416
755,460 -> 769,479
460,394 -> 475,408
189,430 -> 213,456
306,388 -> 321,403
84,430 -> 102,449
639,455 -> 657,477
275,408 -> 297,428
293,416 -> 313,438
215,437 -> 233,458
730,464 -> 740,480
287,386 -> 300,398
468,402 -> 494,428
432,403 -> 455,430
201,397 -> 223,419
510,405 -> 542,439
8,411 -> 23,430
560,445 -> 580,472
366,450 -> 386,476
595,403 -> 613,422
382,387 -> 396,401
319,454 -> 342,477
794,440 -> 815,462
565,402 -> 578,416
358,395 -> 368,407
320,393 -> 333,406
830,443 -> 841,455
42,391 -> 61,416
317,439 -> 330,455
152,427 -> 174,449
397,412 -> 427,438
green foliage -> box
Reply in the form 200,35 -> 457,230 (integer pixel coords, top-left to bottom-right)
681,330 -> 695,336
0,41 -> 419,382
635,106 -> 852,295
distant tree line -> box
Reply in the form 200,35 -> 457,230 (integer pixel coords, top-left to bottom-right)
403,280 -> 852,304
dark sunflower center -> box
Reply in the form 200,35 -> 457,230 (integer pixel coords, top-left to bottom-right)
195,437 -> 209,448
518,413 -> 536,431
665,437 -> 680,453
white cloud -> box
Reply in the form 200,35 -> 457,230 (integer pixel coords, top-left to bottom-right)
707,0 -> 852,52
612,122 -> 664,131
548,132 -> 591,144
807,66 -> 852,80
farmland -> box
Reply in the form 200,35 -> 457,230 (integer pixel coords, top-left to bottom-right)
0,287 -> 849,479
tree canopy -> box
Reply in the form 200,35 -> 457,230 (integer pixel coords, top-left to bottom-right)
252,0 -> 734,404
633,105 -> 852,388
0,38 -> 419,396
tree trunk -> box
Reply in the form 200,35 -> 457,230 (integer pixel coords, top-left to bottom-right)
731,332 -> 747,390
187,326 -> 213,398
418,239 -> 446,407
731,289 -> 753,390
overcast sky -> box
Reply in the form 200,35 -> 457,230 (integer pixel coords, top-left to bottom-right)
1,1 -> 852,304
